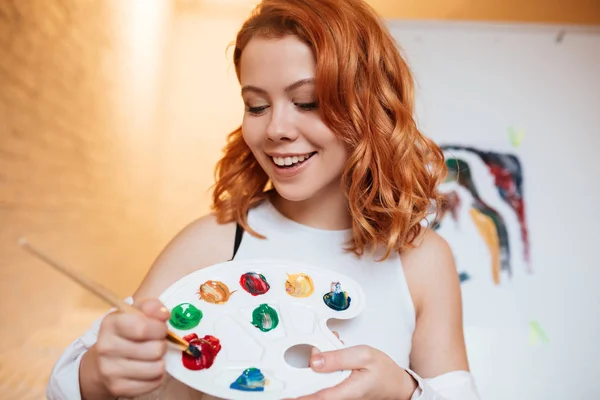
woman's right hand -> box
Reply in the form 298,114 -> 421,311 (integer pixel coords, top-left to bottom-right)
81,298 -> 171,399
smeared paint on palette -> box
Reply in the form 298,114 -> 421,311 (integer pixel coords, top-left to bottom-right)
230,367 -> 267,392
197,280 -> 235,304
240,272 -> 270,295
170,303 -> 203,330
182,333 -> 222,370
323,282 -> 351,311
251,303 -> 279,332
286,273 -> 315,297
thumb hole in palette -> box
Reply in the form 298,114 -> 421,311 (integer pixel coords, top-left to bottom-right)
284,344 -> 319,369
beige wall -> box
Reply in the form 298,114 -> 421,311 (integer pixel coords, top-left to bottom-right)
0,0 -> 597,396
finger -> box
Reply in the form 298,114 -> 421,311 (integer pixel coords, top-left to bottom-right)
106,358 -> 166,381
311,346 -> 320,358
114,313 -> 168,341
98,336 -> 167,361
134,298 -> 171,322
107,377 -> 164,397
126,339 -> 167,361
310,345 -> 374,372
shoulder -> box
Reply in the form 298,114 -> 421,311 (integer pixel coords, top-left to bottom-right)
133,213 -> 237,299
400,229 -> 470,375
400,228 -> 460,316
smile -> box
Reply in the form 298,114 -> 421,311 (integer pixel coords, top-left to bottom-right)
270,152 -> 316,168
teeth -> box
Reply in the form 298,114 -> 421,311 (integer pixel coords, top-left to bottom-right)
272,153 -> 313,167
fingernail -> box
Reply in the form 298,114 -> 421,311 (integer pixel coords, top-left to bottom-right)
311,354 -> 324,368
160,306 -> 169,315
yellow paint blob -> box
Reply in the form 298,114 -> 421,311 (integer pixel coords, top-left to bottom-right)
285,273 -> 314,298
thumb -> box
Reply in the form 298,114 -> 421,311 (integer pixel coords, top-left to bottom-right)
311,345 -> 320,358
134,297 -> 171,322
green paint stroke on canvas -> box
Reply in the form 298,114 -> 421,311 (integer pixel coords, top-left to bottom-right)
508,126 -> 525,148
529,321 -> 549,345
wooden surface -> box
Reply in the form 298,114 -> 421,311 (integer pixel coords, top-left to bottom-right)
183,0 -> 600,25
369,0 -> 600,25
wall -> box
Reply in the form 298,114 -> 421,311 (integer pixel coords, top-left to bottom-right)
388,20 -> 600,398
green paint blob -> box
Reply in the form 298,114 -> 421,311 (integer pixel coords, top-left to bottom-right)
169,303 -> 202,330
251,304 -> 279,332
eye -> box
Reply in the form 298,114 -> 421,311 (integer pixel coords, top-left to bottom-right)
245,105 -> 269,116
295,102 -> 318,111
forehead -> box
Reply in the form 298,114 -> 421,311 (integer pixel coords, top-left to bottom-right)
239,35 -> 316,90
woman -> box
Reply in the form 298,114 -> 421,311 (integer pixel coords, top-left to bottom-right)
47,0 -> 480,399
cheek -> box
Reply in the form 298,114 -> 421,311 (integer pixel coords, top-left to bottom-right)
242,118 -> 264,149
309,122 -> 347,157
331,143 -> 350,172
317,128 -> 350,170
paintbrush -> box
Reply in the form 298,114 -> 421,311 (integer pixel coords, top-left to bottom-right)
18,237 -> 201,359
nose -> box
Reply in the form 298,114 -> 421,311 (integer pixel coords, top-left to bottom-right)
265,105 -> 298,142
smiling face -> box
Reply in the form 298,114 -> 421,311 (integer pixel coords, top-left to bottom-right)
239,35 -> 349,203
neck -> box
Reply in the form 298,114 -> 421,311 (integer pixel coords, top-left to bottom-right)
269,184 -> 351,231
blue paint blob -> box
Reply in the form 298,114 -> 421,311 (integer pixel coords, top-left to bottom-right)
459,272 -> 471,283
323,282 -> 351,311
230,368 -> 266,392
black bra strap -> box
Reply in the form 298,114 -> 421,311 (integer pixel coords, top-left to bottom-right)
231,222 -> 245,260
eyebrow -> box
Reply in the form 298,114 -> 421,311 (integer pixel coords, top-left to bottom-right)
241,78 -> 315,95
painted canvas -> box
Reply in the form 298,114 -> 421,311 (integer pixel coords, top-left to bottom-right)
432,145 -> 531,286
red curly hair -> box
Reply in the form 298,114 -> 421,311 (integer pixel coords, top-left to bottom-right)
211,0 -> 447,260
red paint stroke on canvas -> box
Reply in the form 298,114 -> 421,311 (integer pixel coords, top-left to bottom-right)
487,164 -> 529,264
442,145 -> 531,273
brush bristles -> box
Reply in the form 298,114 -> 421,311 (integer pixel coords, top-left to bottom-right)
188,345 -> 201,358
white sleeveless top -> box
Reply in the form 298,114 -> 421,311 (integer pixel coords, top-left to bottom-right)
153,200 -> 416,400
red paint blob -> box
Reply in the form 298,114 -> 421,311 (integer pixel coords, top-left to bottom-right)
182,333 -> 222,370
239,272 -> 270,296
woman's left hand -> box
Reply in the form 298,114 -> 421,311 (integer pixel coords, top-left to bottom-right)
289,345 -> 419,400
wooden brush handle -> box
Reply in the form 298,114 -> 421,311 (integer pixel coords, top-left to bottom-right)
19,238 -> 192,354
19,238 -> 138,311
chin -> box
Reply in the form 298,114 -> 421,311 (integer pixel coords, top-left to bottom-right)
271,182 -> 319,203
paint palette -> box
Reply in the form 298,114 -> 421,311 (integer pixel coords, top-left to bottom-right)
158,258 -> 366,399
